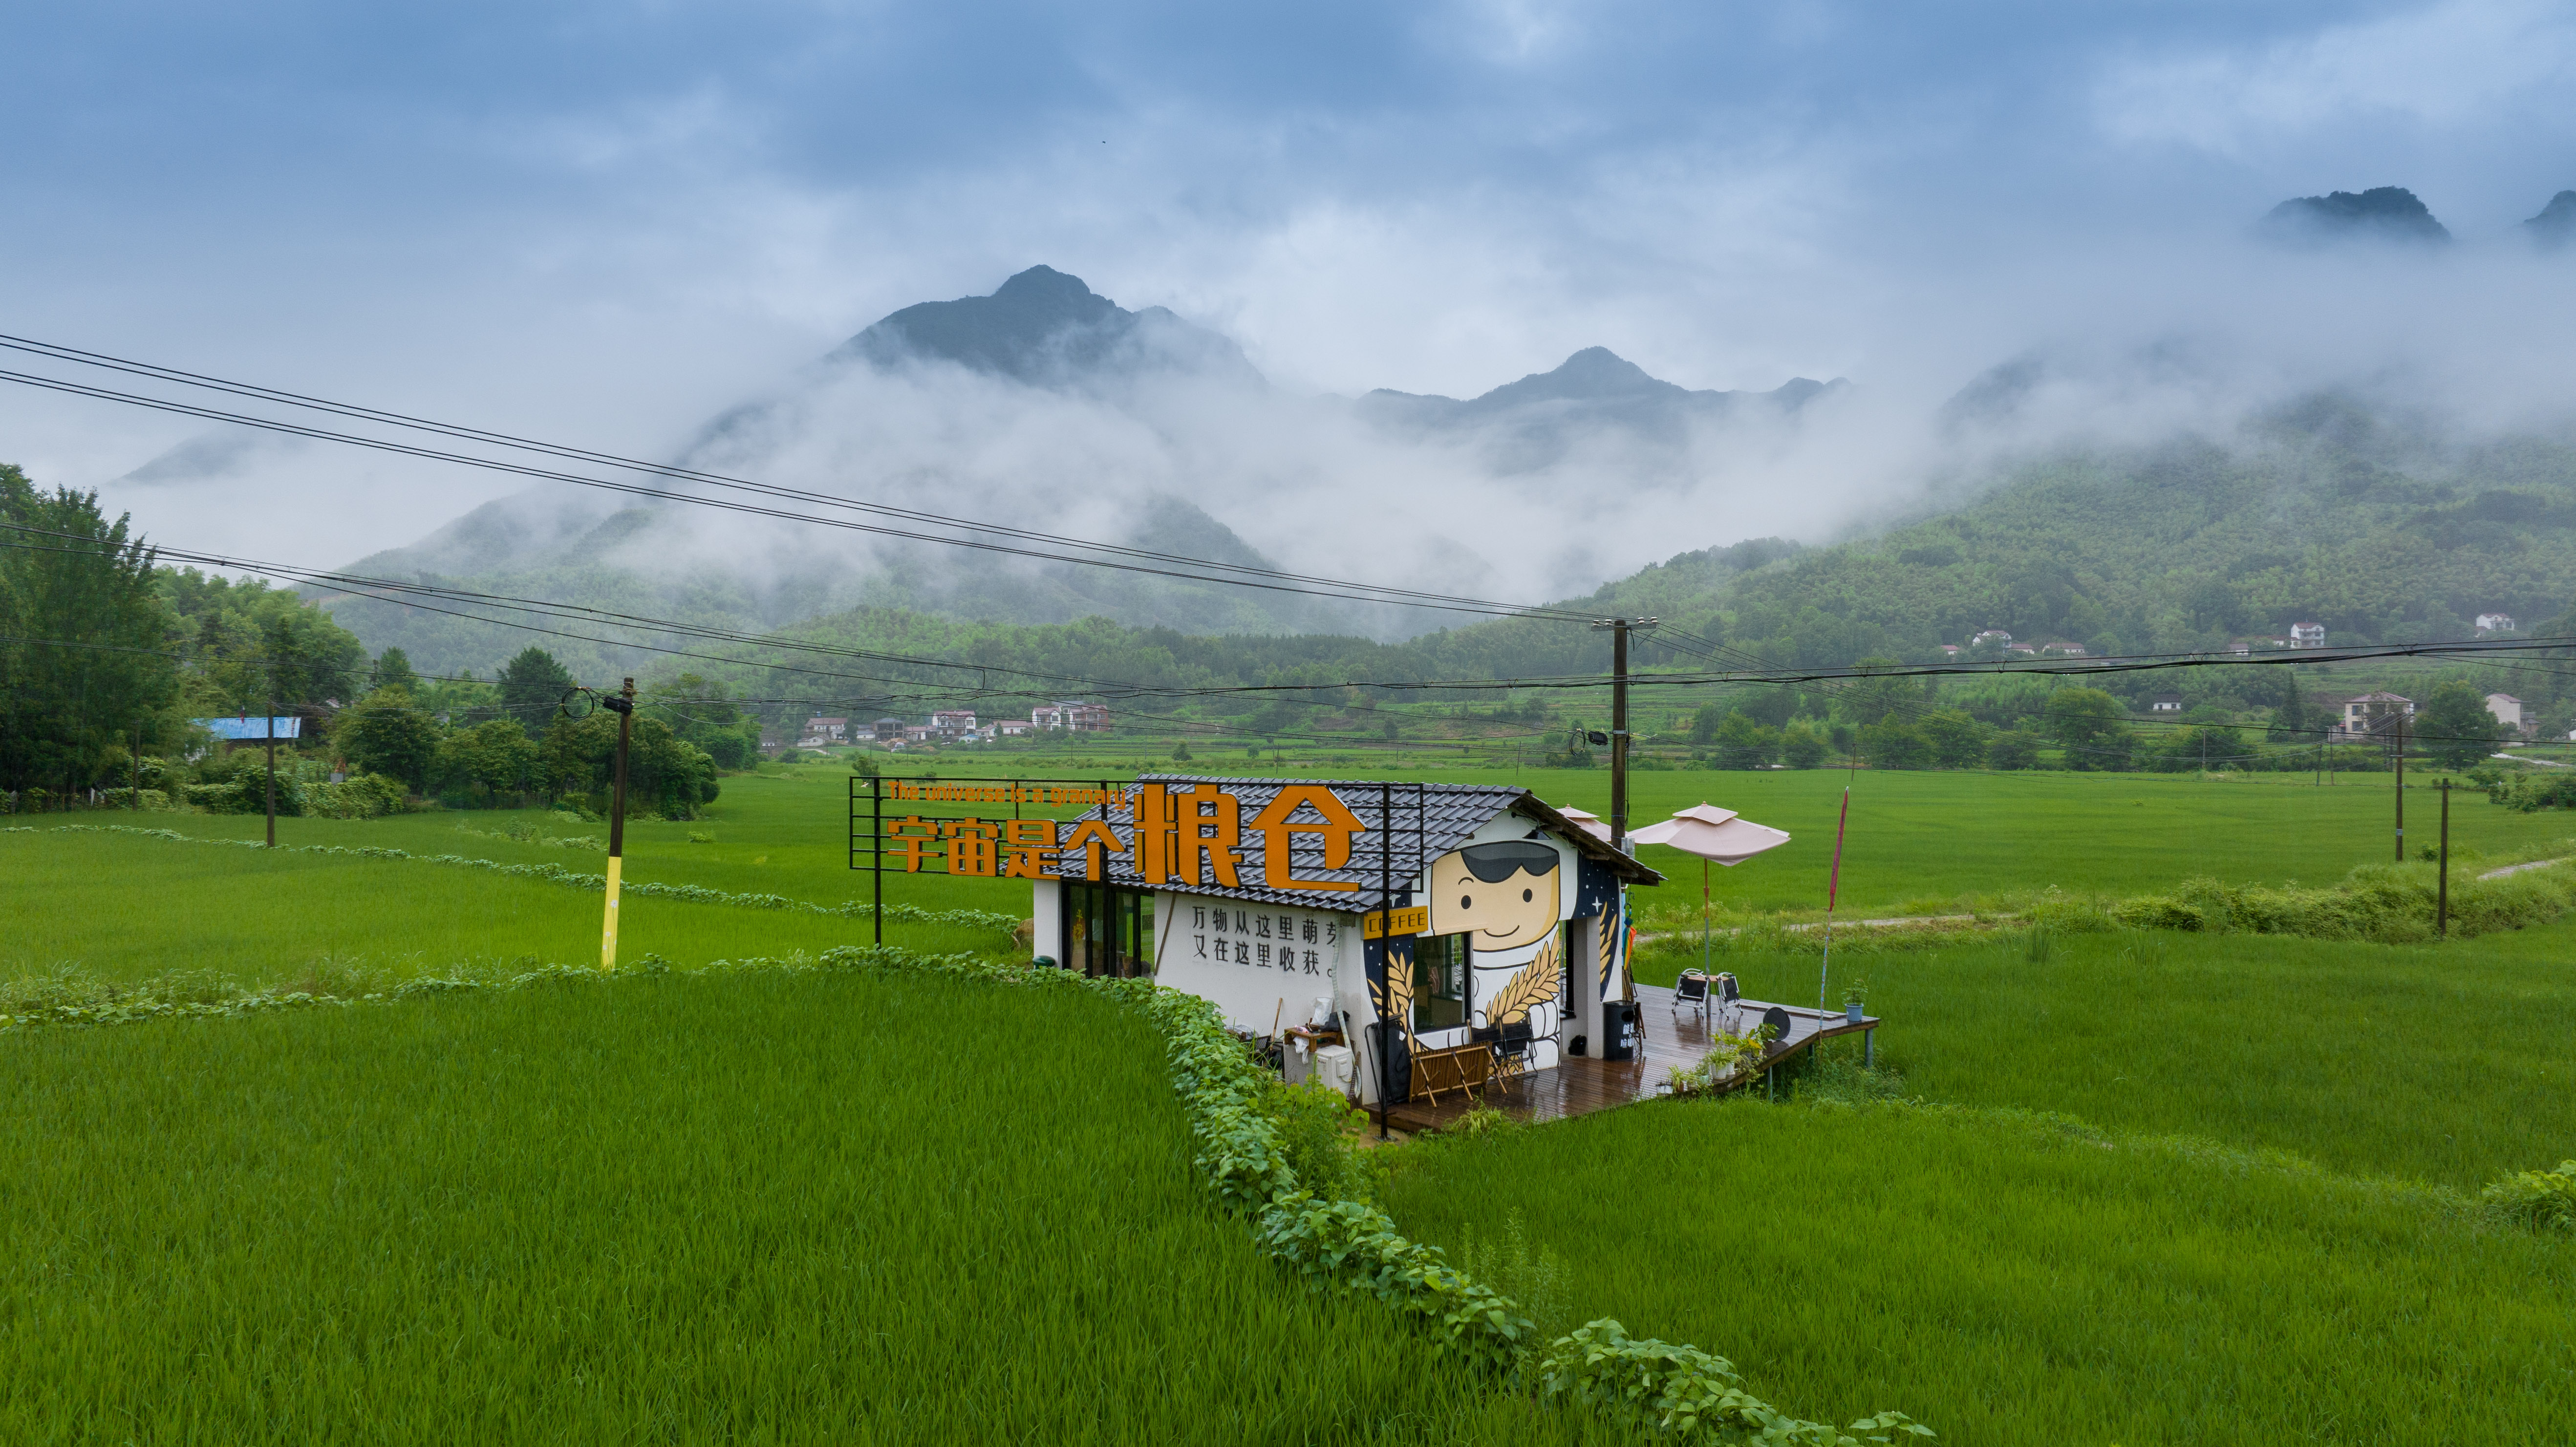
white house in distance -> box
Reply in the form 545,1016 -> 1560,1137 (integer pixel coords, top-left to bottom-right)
2289,622 -> 2326,649
2488,694 -> 2534,738
1031,701 -> 1112,732
798,716 -> 850,748
2147,694 -> 2185,714
2330,692 -> 2414,742
2477,613 -> 2519,635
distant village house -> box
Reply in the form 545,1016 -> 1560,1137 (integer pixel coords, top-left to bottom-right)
2288,622 -> 2326,649
2477,612 -> 2519,634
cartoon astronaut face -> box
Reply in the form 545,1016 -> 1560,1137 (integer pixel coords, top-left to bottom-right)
1424,839 -> 1562,949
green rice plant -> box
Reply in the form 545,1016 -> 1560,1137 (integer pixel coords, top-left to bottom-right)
1384,1096 -> 2576,1447
0,965 -> 1581,1445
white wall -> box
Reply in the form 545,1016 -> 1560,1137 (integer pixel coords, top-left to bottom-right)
1029,882 -> 1060,964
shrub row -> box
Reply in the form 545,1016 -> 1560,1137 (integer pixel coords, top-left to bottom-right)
2019,863 -> 2576,943
15,825 -> 1026,937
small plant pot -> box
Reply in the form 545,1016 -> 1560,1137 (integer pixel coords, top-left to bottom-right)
1844,1001 -> 1865,1023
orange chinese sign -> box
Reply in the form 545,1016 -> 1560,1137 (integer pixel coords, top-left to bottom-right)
876,781 -> 1370,892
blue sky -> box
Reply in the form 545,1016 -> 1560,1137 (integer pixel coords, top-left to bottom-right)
7,1 -> 2576,554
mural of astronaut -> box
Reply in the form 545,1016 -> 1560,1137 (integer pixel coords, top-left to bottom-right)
1423,835 -> 1573,1071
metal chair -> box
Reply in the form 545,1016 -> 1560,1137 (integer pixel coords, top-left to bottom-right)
1475,1019 -> 1537,1086
1715,972 -> 1742,1033
1673,970 -> 1711,1025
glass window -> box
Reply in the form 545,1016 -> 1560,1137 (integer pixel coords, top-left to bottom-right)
1412,932 -> 1469,1031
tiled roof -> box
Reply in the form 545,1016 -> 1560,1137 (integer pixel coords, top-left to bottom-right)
1053,773 -> 1660,909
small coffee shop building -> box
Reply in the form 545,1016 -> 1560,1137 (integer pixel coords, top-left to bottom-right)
1021,775 -> 1663,1107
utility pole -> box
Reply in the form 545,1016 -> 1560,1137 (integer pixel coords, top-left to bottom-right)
1590,617 -> 1657,851
600,678 -> 636,971
130,721 -> 141,809
264,678 -> 279,849
2438,778 -> 2452,938
1375,780 -> 1392,1141
2393,709 -> 2405,864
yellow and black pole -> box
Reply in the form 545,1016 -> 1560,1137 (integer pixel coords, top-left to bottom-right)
600,678 -> 636,971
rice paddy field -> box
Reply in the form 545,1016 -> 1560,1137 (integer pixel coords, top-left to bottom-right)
0,966 -> 1567,1445
7,760 -> 2575,1444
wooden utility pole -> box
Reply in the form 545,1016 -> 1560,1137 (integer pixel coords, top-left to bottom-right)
1590,617 -> 1655,851
263,684 -> 279,849
2394,710 -> 2406,864
600,678 -> 636,971
2437,779 -> 2452,938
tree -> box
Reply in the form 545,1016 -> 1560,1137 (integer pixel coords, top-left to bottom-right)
1710,713 -> 1779,769
368,647 -> 418,695
432,718 -> 539,801
497,647 -> 576,729
1987,730 -> 2040,770
332,687 -> 443,790
0,467 -> 182,792
2267,670 -> 2312,741
1917,709 -> 1988,768
2044,687 -> 2133,771
2418,680 -> 2504,770
644,674 -> 762,769
540,711 -> 719,819
1860,715 -> 1931,770
1780,720 -> 1830,769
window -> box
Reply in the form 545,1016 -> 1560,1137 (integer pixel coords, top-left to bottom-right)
1412,932 -> 1469,1031
1062,881 -> 1156,979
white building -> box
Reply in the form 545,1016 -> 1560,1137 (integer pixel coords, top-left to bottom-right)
2477,613 -> 2519,634
2331,692 -> 2413,742
2489,694 -> 2532,737
797,715 -> 850,748
2289,622 -> 2326,649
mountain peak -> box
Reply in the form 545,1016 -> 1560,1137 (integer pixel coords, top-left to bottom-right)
2525,191 -> 2576,250
2260,186 -> 2452,246
832,266 -> 1256,387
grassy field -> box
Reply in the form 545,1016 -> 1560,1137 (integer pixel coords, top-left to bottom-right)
1382,1099 -> 2576,1447
15,760 -> 2576,1443
0,966 -> 1570,1445
81,760 -> 2571,926
0,828 -> 1004,988
1632,925 -> 2576,1190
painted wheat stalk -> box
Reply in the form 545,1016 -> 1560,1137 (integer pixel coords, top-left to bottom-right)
1482,939 -> 1561,1027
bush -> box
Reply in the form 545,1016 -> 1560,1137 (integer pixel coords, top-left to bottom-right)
1985,731 -> 2040,771
2482,1160 -> 2576,1232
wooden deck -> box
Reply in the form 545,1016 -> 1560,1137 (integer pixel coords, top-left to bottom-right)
1378,983 -> 1879,1133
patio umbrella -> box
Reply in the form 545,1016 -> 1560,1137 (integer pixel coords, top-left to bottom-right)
1628,804 -> 1791,979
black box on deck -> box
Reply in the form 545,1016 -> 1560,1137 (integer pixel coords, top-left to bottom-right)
1601,1000 -> 1640,1062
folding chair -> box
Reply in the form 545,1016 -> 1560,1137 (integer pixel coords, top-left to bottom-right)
1672,970 -> 1711,1026
1714,972 -> 1742,1034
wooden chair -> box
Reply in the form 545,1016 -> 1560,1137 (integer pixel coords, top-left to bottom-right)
1408,1041 -> 1492,1105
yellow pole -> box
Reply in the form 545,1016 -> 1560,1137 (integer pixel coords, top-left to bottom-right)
601,854 -> 623,970
600,678 -> 636,971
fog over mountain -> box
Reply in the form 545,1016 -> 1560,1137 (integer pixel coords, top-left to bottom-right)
133,263 -> 1858,672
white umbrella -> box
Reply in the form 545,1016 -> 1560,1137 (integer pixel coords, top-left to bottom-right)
1629,804 -> 1792,979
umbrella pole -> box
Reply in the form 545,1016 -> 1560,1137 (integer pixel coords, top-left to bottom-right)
1700,858 -> 1711,979
1818,784 -> 1852,1016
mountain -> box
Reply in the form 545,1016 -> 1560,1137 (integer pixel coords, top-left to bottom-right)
239,265 -> 1844,675
1356,346 -> 1839,473
830,264 -> 1262,388
2259,187 -> 2452,246
2525,191 -> 2576,250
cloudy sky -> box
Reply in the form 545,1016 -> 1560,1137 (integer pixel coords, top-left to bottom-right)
7,0 -> 2576,564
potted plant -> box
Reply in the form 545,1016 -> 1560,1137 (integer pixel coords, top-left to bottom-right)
1841,981 -> 1867,1023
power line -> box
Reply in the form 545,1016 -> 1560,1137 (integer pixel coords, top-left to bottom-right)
0,338 -> 1602,624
